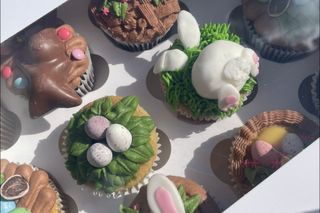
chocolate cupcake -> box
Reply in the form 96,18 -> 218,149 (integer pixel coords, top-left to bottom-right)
60,96 -> 160,198
120,174 -> 220,213
89,0 -> 181,51
242,0 -> 319,63
0,24 -> 94,118
228,110 -> 319,195
153,10 -> 259,121
0,159 -> 69,213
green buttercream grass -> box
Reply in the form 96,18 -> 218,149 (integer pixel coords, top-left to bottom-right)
65,96 -> 156,193
119,185 -> 201,213
160,23 -> 257,119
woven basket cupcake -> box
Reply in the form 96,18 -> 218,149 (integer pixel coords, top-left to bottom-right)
228,110 -> 319,196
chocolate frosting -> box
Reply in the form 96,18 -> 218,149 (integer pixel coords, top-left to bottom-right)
90,0 -> 180,43
1,25 -> 90,118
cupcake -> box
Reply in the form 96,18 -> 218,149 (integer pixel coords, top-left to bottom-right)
311,72 -> 319,115
120,174 -> 220,213
153,10 -> 260,121
0,24 -> 94,118
0,159 -> 69,213
61,96 -> 159,197
228,110 -> 319,195
242,0 -> 319,63
89,0 -> 181,51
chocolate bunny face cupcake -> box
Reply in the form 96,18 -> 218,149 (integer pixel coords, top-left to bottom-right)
1,25 -> 94,118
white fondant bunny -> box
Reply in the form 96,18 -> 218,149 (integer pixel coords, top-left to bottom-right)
153,10 -> 260,111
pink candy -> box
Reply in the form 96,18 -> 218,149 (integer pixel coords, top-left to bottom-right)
71,49 -> 85,60
2,66 -> 12,79
155,187 -> 178,213
57,27 -> 71,40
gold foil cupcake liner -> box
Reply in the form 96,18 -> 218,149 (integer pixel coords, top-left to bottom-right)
227,110 -> 319,196
59,128 -> 161,199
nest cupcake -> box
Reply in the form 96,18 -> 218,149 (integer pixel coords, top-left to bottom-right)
0,159 -> 69,213
61,96 -> 159,197
1,24 -> 94,118
120,174 -> 220,213
228,110 -> 319,195
89,0 -> 181,51
242,0 -> 319,63
153,10 -> 260,121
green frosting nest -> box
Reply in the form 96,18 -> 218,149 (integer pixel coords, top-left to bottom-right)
120,185 -> 201,213
65,96 -> 156,193
160,23 -> 257,119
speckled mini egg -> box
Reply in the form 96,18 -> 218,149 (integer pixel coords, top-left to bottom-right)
251,140 -> 283,167
86,143 -> 113,168
106,124 -> 132,152
0,199 -> 16,213
281,133 -> 304,157
85,116 -> 110,140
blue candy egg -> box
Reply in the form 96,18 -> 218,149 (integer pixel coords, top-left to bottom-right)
0,199 -> 16,213
13,77 -> 28,89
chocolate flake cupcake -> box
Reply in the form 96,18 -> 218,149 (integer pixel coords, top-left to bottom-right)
89,0 -> 181,51
120,174 -> 220,213
60,96 -> 160,197
228,110 -> 319,195
153,11 -> 260,121
0,159 -> 68,213
0,25 -> 94,118
242,0 -> 319,63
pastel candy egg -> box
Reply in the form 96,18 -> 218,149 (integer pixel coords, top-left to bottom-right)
86,143 -> 113,168
13,77 -> 28,89
106,124 -> 132,152
0,199 -> 16,213
257,125 -> 288,149
71,49 -> 85,60
281,133 -> 304,157
57,27 -> 71,40
85,116 -> 110,140
2,66 -> 12,79
251,140 -> 283,167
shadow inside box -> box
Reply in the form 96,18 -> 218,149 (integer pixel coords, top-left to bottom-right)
184,128 -> 240,211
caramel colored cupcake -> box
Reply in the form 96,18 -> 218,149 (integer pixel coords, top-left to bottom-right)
0,159 -> 68,213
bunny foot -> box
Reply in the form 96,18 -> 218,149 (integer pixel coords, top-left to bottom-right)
219,95 -> 239,111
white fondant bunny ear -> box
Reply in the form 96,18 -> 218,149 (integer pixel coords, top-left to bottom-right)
147,174 -> 186,213
153,49 -> 188,74
177,10 -> 200,48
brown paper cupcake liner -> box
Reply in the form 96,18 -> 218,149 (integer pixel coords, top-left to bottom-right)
244,19 -> 314,63
59,128 -> 161,199
228,110 -> 319,196
0,104 -> 21,151
311,72 -> 320,114
75,49 -> 95,97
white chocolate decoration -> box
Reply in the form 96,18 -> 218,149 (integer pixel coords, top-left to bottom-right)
177,10 -> 200,48
106,124 -> 132,152
87,143 -> 113,168
153,49 -> 188,74
147,174 -> 186,213
281,133 -> 304,157
192,40 -> 259,111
